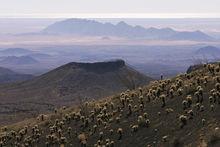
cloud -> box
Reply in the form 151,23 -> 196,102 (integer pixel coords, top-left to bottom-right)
0,13 -> 220,18
0,0 -> 220,18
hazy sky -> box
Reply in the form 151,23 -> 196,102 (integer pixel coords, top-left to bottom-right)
0,0 -> 220,18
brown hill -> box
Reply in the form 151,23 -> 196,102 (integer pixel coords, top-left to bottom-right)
0,59 -> 152,124
0,62 -> 219,147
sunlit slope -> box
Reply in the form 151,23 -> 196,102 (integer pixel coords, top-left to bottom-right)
0,62 -> 219,146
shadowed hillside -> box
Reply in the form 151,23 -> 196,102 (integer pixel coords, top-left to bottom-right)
0,59 -> 152,124
0,62 -> 219,147
0,67 -> 33,83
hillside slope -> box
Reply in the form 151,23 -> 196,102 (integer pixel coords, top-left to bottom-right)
0,60 -> 152,124
0,62 -> 219,147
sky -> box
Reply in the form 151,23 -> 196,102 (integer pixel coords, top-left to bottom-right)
0,0 -> 220,18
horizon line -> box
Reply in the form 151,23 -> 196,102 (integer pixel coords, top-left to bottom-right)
0,13 -> 220,19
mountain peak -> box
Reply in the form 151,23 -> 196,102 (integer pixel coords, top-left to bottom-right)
161,27 -> 175,32
63,59 -> 126,73
117,21 -> 129,26
0,48 -> 33,56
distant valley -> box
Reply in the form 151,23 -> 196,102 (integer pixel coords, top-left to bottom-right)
0,18 -> 218,79
0,45 -> 219,79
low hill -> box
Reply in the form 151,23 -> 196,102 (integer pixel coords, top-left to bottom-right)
0,67 -> 33,83
0,56 -> 39,65
0,60 -> 152,124
169,31 -> 213,41
196,46 -> 220,55
42,18 -> 213,41
0,62 -> 219,147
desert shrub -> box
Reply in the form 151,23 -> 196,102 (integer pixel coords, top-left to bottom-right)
182,100 -> 187,110
200,105 -> 204,112
139,104 -> 144,111
131,125 -> 138,132
208,128 -> 220,146
139,87 -> 143,95
179,115 -> 187,128
187,110 -> 193,119
216,76 -> 220,83
158,112 -> 161,116
196,103 -> 201,111
128,104 -> 132,115
60,136 -> 67,144
93,125 -> 97,133
137,116 -> 145,126
202,118 -> 206,126
160,94 -> 166,107
146,93 -> 151,102
99,132 -> 104,140
109,129 -> 113,135
143,112 -> 148,118
186,95 -> 192,107
194,91 -> 200,103
162,135 -> 168,142
110,141 -> 114,147
166,108 -> 174,114
216,67 -> 220,72
115,117 -> 120,123
210,105 -> 214,111
215,83 -> 220,91
67,127 -> 72,136
2,126 -> 7,132
209,96 -> 213,104
145,119 -> 150,128
177,88 -> 183,96
117,128 -> 123,140
170,89 -> 174,98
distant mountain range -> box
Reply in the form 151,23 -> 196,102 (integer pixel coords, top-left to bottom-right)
0,67 -> 33,83
28,53 -> 52,59
0,48 -> 53,66
0,48 -> 33,56
42,19 -> 213,41
0,56 -> 39,65
0,48 -> 52,59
